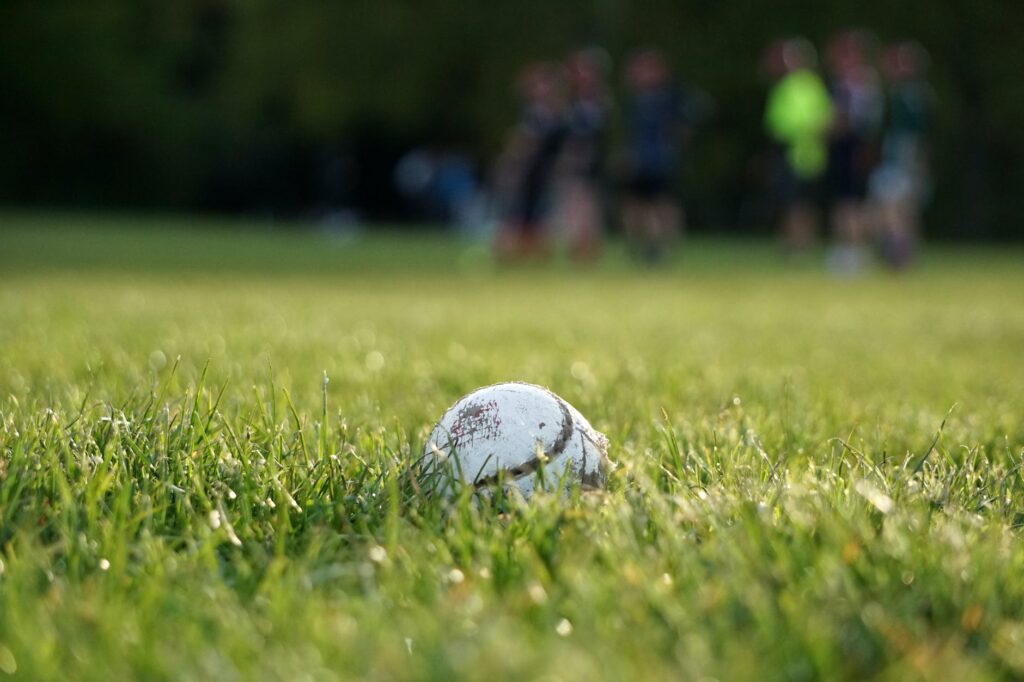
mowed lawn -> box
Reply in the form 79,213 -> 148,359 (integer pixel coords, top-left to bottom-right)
1,213 -> 1023,681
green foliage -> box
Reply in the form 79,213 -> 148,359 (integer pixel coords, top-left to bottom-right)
0,214 -> 1023,679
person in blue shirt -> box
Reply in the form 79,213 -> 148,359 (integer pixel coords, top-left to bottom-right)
824,30 -> 884,275
620,49 -> 698,264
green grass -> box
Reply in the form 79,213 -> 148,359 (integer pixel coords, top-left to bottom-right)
1,212 -> 1023,680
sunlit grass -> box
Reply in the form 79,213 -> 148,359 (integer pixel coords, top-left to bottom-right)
0,213 -> 1022,680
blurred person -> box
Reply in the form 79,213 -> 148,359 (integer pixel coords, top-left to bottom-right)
824,29 -> 884,275
395,148 -> 484,233
869,41 -> 933,269
434,151 -> 487,236
493,62 -> 568,261
620,49 -> 696,264
394,148 -> 437,215
553,47 -> 612,262
763,38 -> 834,253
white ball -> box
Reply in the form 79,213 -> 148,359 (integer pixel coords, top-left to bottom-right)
423,382 -> 609,499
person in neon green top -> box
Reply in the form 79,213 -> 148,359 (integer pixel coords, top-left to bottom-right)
763,38 -> 833,251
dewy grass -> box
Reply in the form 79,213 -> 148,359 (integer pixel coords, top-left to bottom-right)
0,214 -> 1022,680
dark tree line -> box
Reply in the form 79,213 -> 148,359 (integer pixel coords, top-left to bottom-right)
1,0 -> 1021,238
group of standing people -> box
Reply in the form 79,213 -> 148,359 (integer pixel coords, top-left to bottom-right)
492,32 -> 932,272
493,48 -> 702,264
764,30 -> 933,272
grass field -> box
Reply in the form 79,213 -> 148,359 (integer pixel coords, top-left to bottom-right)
1,212 -> 1023,680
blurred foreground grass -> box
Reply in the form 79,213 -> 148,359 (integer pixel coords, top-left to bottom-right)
1,212 -> 1023,680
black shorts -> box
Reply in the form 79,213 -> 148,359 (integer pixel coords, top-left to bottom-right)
827,134 -> 871,200
625,170 -> 674,199
510,173 -> 548,230
779,162 -> 820,207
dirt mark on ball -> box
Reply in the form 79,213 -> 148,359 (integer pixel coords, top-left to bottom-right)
448,399 -> 502,447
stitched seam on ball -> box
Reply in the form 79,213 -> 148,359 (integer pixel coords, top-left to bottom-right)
548,395 -> 574,458
471,394 -> 573,488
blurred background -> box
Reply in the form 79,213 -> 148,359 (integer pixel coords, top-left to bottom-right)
1,0 -> 1021,242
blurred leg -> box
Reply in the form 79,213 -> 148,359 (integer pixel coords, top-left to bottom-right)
827,200 -> 871,275
566,182 -> 603,262
782,202 -> 818,252
621,197 -> 644,258
656,198 -> 683,242
880,197 -> 916,270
